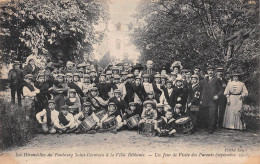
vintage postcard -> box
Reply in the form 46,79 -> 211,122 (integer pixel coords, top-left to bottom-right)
0,0 -> 259,163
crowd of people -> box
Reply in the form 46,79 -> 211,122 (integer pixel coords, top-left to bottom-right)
8,55 -> 249,137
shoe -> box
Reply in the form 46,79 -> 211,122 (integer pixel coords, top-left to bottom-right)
98,129 -> 107,133
110,129 -> 117,134
87,130 -> 96,134
75,130 -> 83,134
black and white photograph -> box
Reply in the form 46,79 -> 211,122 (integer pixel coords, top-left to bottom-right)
0,0 -> 259,163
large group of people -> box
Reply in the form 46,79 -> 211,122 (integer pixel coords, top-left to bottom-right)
8,55 -> 248,137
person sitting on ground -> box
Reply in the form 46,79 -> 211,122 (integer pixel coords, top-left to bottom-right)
138,100 -> 157,133
156,103 -> 165,119
97,102 -> 124,134
36,100 -> 60,134
155,110 -> 176,137
74,102 -> 100,134
57,105 -> 78,133
123,102 -> 140,130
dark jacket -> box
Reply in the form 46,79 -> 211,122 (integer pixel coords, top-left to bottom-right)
23,64 -> 40,77
199,76 -> 223,107
8,68 -> 23,89
170,86 -> 189,108
187,83 -> 201,106
152,82 -> 162,103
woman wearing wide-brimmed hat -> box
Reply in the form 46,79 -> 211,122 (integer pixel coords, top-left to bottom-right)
223,71 -> 248,130
131,63 -> 144,77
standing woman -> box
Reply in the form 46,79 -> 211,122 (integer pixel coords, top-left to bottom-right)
223,72 -> 248,130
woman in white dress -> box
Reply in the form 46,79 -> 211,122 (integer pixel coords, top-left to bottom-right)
223,72 -> 248,130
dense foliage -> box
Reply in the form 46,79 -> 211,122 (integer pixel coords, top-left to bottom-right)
131,0 -> 259,73
0,100 -> 36,150
0,0 -> 108,64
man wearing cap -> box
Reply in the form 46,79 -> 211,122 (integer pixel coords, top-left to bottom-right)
22,74 -> 40,120
142,60 -> 156,82
199,65 -> 223,134
8,61 -> 24,106
216,67 -> 228,128
36,100 -> 60,134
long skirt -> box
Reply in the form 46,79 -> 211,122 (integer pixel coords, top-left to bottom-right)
223,95 -> 245,130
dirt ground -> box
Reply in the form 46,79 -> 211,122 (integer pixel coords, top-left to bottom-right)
2,128 -> 260,164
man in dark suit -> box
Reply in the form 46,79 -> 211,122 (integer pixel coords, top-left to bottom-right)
8,61 -> 23,106
216,67 -> 228,128
199,66 -> 223,134
142,60 -> 156,82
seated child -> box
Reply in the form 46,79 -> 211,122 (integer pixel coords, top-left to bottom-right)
97,102 -> 124,134
109,89 -> 128,117
138,100 -> 157,132
123,102 -> 139,130
74,102 -> 99,134
36,99 -> 60,134
156,103 -> 165,119
173,104 -> 185,120
56,105 -> 78,133
155,110 -> 176,137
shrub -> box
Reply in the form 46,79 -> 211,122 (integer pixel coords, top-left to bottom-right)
0,100 -> 36,150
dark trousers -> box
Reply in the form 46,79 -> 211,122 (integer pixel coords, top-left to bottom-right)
11,87 -> 22,106
200,105 -> 217,132
216,100 -> 227,128
54,94 -> 65,111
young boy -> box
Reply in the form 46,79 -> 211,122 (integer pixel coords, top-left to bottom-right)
65,89 -> 81,113
155,110 -> 176,137
156,103 -> 165,119
57,105 -> 78,133
109,89 -> 128,117
145,91 -> 157,105
36,100 -> 60,134
138,100 -> 157,132
22,74 -> 40,120
74,102 -> 99,134
160,80 -> 173,105
52,73 -> 68,111
98,102 -> 124,133
123,102 -> 140,130
187,75 -> 201,133
171,76 -> 189,110
173,104 -> 185,119
143,74 -> 154,94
